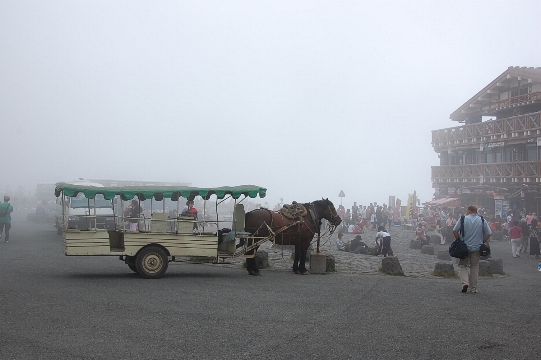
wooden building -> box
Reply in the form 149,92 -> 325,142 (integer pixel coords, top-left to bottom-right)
431,66 -> 541,216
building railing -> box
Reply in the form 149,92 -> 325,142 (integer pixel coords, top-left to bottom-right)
493,91 -> 541,111
432,111 -> 541,150
431,161 -> 541,185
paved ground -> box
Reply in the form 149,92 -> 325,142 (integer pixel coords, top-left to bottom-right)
1,211 -> 540,359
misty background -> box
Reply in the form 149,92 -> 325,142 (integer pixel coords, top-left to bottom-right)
1,0 -> 540,208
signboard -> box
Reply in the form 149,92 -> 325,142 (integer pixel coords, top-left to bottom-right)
495,200 -> 503,218
389,196 -> 395,209
484,141 -> 505,149
338,190 -> 345,206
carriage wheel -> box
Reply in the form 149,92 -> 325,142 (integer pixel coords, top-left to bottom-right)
135,246 -> 168,279
125,256 -> 138,273
128,263 -> 138,273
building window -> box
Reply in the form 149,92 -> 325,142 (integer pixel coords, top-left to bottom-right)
476,151 -> 484,164
526,145 -> 537,161
495,151 -> 502,163
505,148 -> 513,162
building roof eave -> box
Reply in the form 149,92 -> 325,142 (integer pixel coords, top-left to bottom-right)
450,66 -> 541,122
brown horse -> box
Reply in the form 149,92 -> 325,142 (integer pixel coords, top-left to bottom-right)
244,198 -> 342,275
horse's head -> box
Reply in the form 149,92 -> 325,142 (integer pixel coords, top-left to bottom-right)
315,198 -> 342,228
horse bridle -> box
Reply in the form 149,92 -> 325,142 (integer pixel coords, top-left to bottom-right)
309,201 -> 341,236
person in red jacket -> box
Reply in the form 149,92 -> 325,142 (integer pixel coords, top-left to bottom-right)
509,220 -> 523,258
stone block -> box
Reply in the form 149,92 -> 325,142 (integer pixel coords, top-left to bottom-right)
309,252 -> 327,274
437,249 -> 452,261
478,260 -> 491,276
326,254 -> 336,272
429,234 -> 442,245
434,262 -> 455,276
381,257 -> 404,275
487,258 -> 504,274
255,250 -> 268,269
421,245 -> 435,255
410,239 -> 422,249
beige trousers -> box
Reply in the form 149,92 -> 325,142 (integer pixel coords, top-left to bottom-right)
458,251 -> 480,292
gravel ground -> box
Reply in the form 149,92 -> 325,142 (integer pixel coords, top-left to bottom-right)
1,211 -> 540,359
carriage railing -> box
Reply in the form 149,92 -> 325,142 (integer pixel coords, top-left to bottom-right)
117,213 -> 225,234
61,213 -> 114,231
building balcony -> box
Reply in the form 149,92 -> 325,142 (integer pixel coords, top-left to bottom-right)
493,91 -> 541,111
432,111 -> 541,152
431,161 -> 541,187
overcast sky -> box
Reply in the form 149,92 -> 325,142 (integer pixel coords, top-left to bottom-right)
1,0 -> 540,208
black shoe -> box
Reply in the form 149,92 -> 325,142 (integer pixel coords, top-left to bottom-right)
462,285 -> 468,293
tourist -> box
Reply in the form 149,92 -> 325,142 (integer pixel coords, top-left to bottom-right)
336,233 -> 346,251
370,212 -> 377,231
376,206 -> 383,227
452,205 -> 492,294
0,196 -> 13,242
125,199 -> 141,232
508,220 -> 523,258
445,215 -> 457,244
375,226 -> 392,257
365,206 -> 371,227
349,234 -> 363,253
529,218 -> 541,259
351,202 -> 359,224
345,209 -> 351,227
520,218 -> 529,253
359,205 -> 366,222
416,222 -> 430,246
525,212 -> 534,226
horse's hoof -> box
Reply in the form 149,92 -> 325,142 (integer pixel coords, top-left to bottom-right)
254,271 -> 261,276
300,270 -> 310,275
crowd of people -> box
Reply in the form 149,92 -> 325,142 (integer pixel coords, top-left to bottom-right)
334,201 -> 541,260
335,202 -> 396,257
336,202 -> 397,234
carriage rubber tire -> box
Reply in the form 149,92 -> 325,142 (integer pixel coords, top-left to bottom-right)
135,246 -> 168,279
128,263 -> 138,273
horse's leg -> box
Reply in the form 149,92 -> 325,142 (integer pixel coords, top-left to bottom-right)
246,257 -> 255,275
299,242 -> 311,275
245,244 -> 261,276
293,244 -> 300,274
245,239 -> 256,275
252,247 -> 260,276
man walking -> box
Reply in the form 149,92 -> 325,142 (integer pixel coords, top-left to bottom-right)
0,195 -> 13,243
452,205 -> 491,293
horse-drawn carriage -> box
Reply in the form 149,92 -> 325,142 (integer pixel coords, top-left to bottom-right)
54,183 -> 341,278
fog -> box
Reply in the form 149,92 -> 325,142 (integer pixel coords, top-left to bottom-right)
1,0 -> 540,208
